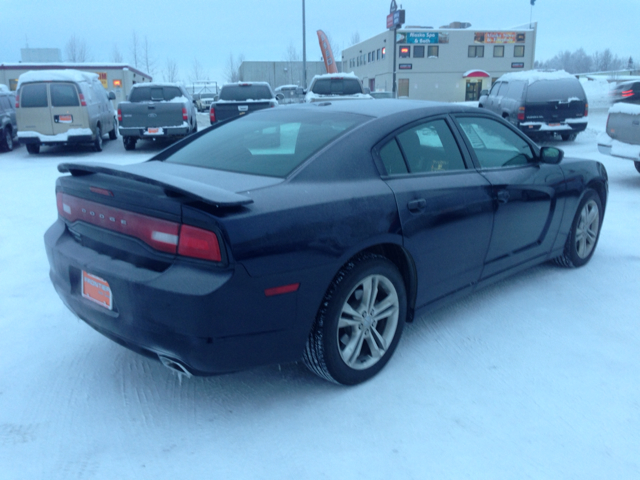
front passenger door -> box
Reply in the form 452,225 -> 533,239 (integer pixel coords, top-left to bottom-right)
453,115 -> 566,279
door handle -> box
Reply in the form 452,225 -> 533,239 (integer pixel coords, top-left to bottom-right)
407,198 -> 427,213
496,190 -> 510,204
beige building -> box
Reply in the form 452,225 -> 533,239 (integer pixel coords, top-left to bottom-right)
0,63 -> 151,106
343,22 -> 537,102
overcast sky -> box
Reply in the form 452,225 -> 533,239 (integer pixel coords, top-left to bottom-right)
1,0 -> 638,85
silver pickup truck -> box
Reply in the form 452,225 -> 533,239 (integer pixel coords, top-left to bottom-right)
597,102 -> 640,174
118,83 -> 198,150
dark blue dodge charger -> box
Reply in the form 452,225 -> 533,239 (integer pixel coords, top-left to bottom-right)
45,100 -> 607,385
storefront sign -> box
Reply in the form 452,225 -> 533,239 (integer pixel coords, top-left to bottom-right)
511,62 -> 525,68
94,72 -> 108,88
474,32 -> 525,44
399,64 -> 412,70
397,31 -> 449,44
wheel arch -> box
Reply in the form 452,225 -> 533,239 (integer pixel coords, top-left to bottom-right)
587,179 -> 607,215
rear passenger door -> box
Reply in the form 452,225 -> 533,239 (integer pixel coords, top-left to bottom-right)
376,116 -> 494,307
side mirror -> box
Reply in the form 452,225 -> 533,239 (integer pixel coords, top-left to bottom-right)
540,146 -> 564,164
275,93 -> 285,101
480,89 -> 489,97
108,91 -> 116,100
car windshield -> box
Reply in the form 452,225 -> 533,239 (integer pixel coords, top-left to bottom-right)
220,85 -> 273,101
162,110 -> 369,177
525,79 -> 585,102
311,78 -> 363,95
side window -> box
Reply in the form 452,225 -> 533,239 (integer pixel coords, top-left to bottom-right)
20,84 -> 48,107
507,81 -> 525,100
514,45 -> 525,57
489,82 -> 501,96
457,116 -> 534,168
497,82 -> 510,96
50,83 -> 79,107
379,139 -> 408,175
394,119 -> 466,174
413,46 -> 425,58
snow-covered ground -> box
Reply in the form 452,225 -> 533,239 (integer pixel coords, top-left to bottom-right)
1,83 -> 639,479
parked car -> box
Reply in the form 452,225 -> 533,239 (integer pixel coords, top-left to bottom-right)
610,80 -> 640,104
196,92 -> 217,112
304,73 -> 373,103
478,70 -> 588,141
15,70 -> 117,154
370,91 -> 395,99
274,85 -> 305,104
597,102 -> 640,174
45,100 -> 607,385
0,87 -> 18,152
118,83 -> 198,150
209,82 -> 281,124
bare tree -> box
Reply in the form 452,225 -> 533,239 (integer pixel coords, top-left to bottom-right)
190,58 -> 208,83
224,53 -> 244,83
130,31 -> 140,68
111,43 -> 123,63
65,35 -> 91,62
283,41 -> 300,84
163,59 -> 180,83
142,36 -> 157,76
350,31 -> 361,46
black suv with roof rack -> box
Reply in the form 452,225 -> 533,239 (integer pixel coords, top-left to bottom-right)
479,70 -> 588,141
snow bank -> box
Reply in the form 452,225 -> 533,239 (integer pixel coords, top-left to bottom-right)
17,69 -> 98,88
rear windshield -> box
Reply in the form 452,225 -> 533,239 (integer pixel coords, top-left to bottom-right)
526,79 -> 585,102
219,85 -> 273,101
162,110 -> 368,177
311,78 -> 363,95
51,83 -> 79,107
20,84 -> 48,108
129,86 -> 183,102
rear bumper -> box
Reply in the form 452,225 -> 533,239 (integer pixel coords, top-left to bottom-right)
18,129 -> 94,145
44,219 -> 308,375
597,133 -> 640,161
119,125 -> 190,139
519,120 -> 587,135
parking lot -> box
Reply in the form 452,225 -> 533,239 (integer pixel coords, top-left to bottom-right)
1,106 -> 639,479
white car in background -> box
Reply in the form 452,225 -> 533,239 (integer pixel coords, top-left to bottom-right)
304,73 -> 373,103
597,102 -> 640,174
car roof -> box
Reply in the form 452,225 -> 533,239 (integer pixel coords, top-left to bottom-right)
270,99 -> 480,119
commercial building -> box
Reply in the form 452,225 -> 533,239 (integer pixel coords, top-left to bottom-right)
238,61 -> 343,89
0,63 -> 152,106
343,22 -> 537,102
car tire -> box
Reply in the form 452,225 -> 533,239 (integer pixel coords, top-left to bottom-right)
123,137 -> 136,151
303,253 -> 407,385
634,161 -> 640,174
1,127 -> 13,152
93,126 -> 103,152
561,133 -> 577,141
26,143 -> 40,154
109,119 -> 118,140
555,189 -> 603,268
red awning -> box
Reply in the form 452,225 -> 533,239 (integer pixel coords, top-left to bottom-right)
463,70 -> 490,78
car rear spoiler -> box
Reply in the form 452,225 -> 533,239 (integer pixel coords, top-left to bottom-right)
57,161 -> 254,207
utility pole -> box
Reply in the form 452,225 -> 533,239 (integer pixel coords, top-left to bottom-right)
302,0 -> 307,88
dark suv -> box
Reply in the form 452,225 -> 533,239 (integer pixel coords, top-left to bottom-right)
209,82 -> 281,124
479,71 -> 588,141
0,89 -> 18,152
610,80 -> 640,104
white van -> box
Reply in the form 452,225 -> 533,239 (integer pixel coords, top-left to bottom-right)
16,70 -> 117,154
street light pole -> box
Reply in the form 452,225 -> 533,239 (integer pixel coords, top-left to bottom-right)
302,0 -> 307,88
392,27 -> 397,96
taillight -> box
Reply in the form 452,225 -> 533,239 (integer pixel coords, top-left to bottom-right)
182,107 -> 188,121
15,95 -> 19,108
79,93 -> 87,107
209,106 -> 216,123
517,106 -> 525,122
178,224 -> 221,262
584,103 -> 589,117
622,89 -> 633,98
117,109 -> 122,122
56,192 -> 222,262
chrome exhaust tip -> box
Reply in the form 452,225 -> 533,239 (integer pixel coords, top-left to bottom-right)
158,355 -> 193,378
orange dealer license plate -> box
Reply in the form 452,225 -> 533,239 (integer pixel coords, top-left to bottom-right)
81,271 -> 113,310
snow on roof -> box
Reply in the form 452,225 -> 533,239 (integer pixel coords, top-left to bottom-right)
130,82 -> 181,89
311,72 -> 360,80
498,69 -> 576,84
17,69 -> 99,88
609,102 -> 640,116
